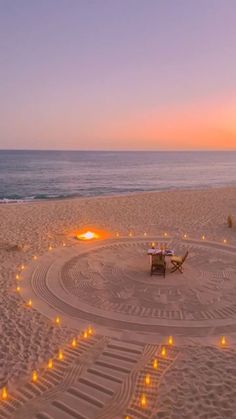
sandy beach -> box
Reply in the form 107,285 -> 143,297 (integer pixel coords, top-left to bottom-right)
0,186 -> 236,418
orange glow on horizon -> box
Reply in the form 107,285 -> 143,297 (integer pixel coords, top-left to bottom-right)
75,228 -> 110,241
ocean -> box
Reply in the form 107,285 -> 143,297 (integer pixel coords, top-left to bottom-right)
0,150 -> 236,202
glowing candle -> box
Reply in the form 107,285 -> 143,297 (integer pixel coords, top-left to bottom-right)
88,325 -> 93,335
220,336 -> 226,346
164,232 -> 168,237
116,232 -> 119,237
47,359 -> 53,369
83,330 -> 88,339
1,387 -> 8,400
58,349 -> 64,360
151,242 -> 155,249
55,316 -> 61,326
32,371 -> 38,382
140,394 -> 147,408
153,358 -> 158,369
144,232 -> 147,236
49,245 -> 52,251
223,239 -> 227,244
71,338 -> 77,348
161,346 -> 166,357
144,374 -> 151,386
16,285 -> 20,292
27,299 -> 32,307
202,235 -> 205,240
63,242 -> 66,247
183,234 -> 187,239
16,274 -> 20,280
129,232 -> 132,237
33,255 -> 37,260
168,336 -> 173,346
21,264 -> 25,270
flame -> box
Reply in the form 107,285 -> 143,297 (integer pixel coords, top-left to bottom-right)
83,330 -> 88,339
32,371 -> 38,382
55,316 -> 61,326
71,338 -> 77,348
153,358 -> 158,369
220,336 -> 226,346
1,387 -> 8,400
16,286 -> 20,292
77,231 -> 99,240
168,336 -> 173,346
47,359 -> 53,369
88,325 -> 93,335
145,374 -> 151,386
33,255 -> 37,260
161,346 -> 166,357
58,349 -> 64,360
140,393 -> 147,408
27,299 -> 32,307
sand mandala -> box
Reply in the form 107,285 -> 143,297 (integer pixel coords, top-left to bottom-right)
22,238 -> 236,338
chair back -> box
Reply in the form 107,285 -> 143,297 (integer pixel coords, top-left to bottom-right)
182,250 -> 189,263
152,253 -> 165,265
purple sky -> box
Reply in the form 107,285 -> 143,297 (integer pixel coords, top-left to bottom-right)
0,0 -> 236,150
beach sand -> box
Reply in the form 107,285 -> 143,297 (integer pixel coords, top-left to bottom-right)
0,186 -> 236,418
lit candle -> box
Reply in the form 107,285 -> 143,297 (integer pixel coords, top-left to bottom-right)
33,255 -> 37,260
151,242 -> 155,249
144,374 -> 151,386
144,232 -> 147,236
16,285 -> 20,292
55,316 -> 61,326
164,232 -> 168,237
27,299 -> 32,307
49,245 -> 52,251
220,336 -> 226,346
21,264 -> 25,270
202,235 -> 205,240
168,336 -> 173,346
223,239 -> 227,244
63,242 -> 66,247
88,325 -> 93,335
116,232 -> 119,237
71,338 -> 77,348
16,274 -> 20,280
183,234 -> 187,239
83,330 -> 88,339
153,358 -> 158,369
58,349 -> 64,360
140,393 -> 147,408
161,346 -> 166,357
32,370 -> 38,382
47,359 -> 53,369
1,386 -> 8,400
129,232 -> 132,237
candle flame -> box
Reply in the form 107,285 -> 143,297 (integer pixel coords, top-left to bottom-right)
168,336 -> 173,346
47,359 -> 53,369
58,350 -> 63,360
1,387 -> 8,400
145,374 -> 151,386
32,370 -> 38,382
71,338 -> 77,348
153,358 -> 158,369
27,299 -> 32,307
220,336 -> 226,346
140,393 -> 147,408
161,346 -> 166,357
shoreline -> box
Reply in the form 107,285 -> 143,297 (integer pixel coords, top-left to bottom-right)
1,183 -> 236,205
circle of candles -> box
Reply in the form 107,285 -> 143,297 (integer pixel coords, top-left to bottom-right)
32,370 -> 38,382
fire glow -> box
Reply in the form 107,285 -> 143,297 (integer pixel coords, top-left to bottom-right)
77,231 -> 99,241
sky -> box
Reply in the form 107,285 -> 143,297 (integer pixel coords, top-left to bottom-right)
0,0 -> 236,150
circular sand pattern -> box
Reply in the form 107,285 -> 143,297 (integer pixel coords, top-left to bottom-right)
24,238 -> 236,337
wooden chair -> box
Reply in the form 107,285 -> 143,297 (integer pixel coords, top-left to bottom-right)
150,253 -> 166,277
170,251 -> 188,273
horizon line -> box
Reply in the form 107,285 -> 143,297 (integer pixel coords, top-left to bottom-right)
0,148 -> 236,152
